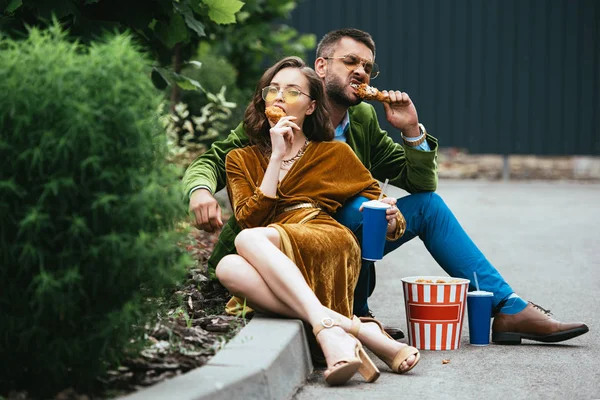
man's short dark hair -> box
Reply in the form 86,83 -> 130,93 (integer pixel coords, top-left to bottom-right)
316,28 -> 376,59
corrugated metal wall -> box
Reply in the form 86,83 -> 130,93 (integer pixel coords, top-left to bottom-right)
289,0 -> 600,155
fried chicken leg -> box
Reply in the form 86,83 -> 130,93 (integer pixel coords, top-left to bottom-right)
350,83 -> 392,103
265,106 -> 287,124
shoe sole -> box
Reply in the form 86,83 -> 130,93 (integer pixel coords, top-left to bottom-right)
384,329 -> 405,340
492,325 -> 589,344
325,359 -> 362,386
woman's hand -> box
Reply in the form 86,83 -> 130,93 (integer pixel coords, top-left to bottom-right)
269,115 -> 301,161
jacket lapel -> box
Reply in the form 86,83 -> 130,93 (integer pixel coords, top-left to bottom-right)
346,107 -> 366,166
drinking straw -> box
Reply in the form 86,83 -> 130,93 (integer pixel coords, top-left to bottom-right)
378,178 -> 389,201
473,271 -> 480,291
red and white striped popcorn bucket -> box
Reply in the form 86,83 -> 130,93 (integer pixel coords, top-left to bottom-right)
401,276 -> 470,351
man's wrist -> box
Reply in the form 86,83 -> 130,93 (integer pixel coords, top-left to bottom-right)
401,123 -> 421,138
401,123 -> 427,147
189,185 -> 212,199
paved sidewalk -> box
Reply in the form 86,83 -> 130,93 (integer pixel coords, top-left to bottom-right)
294,180 -> 600,400
124,180 -> 599,400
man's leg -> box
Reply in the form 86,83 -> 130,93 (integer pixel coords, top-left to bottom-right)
343,193 -> 518,316
386,192 -> 588,344
333,196 -> 373,317
387,192 -> 516,311
207,218 -> 242,278
336,192 -> 587,344
333,196 -> 404,339
351,257 -> 373,317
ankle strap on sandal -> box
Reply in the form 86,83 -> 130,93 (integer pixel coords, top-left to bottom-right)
313,317 -> 336,337
313,316 -> 363,337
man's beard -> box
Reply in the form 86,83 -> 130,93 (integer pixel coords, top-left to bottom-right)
324,74 -> 362,108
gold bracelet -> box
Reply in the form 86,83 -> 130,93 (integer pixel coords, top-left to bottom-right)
401,123 -> 427,147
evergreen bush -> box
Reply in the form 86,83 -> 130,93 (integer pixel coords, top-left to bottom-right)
0,24 -> 189,394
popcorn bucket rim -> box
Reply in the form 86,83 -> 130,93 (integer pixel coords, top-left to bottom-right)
401,276 -> 470,286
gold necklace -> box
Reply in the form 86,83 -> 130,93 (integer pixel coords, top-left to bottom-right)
281,139 -> 310,169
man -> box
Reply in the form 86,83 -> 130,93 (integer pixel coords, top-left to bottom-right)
183,28 -> 588,344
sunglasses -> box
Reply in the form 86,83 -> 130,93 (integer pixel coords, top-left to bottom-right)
323,54 -> 380,79
261,86 -> 312,104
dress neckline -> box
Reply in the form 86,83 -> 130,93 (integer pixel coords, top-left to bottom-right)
277,141 -> 313,185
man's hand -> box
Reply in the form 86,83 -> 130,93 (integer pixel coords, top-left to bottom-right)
189,188 -> 223,232
382,90 -> 421,137
380,196 -> 400,235
358,196 -> 401,234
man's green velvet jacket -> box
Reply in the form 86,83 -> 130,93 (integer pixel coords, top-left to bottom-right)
182,102 -> 439,272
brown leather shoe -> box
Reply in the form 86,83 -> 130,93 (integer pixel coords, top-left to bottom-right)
492,302 -> 589,344
383,326 -> 405,341
363,310 -> 405,340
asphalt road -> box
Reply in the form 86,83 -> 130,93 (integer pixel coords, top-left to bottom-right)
293,180 -> 600,400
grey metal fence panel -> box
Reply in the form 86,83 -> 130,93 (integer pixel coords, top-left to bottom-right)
289,0 -> 599,155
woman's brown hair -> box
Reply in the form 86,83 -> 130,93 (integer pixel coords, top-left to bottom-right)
243,56 -> 334,152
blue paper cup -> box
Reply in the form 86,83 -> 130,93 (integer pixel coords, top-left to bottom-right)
361,200 -> 390,261
466,291 -> 494,346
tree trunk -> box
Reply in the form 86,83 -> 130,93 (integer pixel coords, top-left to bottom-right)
170,42 -> 182,113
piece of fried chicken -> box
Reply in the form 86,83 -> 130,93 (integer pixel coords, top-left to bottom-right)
350,83 -> 392,103
265,106 -> 287,124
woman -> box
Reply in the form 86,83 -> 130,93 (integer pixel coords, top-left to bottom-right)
216,56 -> 420,386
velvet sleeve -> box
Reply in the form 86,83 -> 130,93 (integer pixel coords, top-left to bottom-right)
225,150 -> 278,229
360,105 -> 439,193
181,122 -> 249,199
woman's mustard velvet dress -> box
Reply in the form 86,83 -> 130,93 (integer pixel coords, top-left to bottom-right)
225,141 -> 382,318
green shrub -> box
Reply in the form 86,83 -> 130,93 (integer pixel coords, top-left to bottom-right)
0,24 -> 189,394
163,88 -> 237,170
189,43 -> 240,95
178,44 -> 249,135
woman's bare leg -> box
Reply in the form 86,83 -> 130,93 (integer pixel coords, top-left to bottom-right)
216,254 -> 297,318
216,227 -> 358,377
217,227 -> 416,372
231,227 -> 330,326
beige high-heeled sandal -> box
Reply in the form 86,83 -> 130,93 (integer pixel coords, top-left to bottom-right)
352,316 -> 421,374
313,317 -> 380,385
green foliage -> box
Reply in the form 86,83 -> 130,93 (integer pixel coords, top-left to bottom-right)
229,297 -> 250,319
167,0 -> 317,145
189,44 -> 239,95
1,0 -> 316,149
178,44 -> 249,127
203,0 -> 244,24
208,0 -> 317,90
0,0 -> 245,64
154,65 -> 205,92
0,24 -> 190,394
161,87 -> 237,169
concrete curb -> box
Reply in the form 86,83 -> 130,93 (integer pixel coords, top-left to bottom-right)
120,316 -> 312,400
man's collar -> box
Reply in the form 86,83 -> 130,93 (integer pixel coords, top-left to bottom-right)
334,110 -> 350,137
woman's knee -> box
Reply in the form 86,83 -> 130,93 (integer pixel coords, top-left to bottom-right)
215,254 -> 246,290
234,227 -> 280,255
234,228 -> 259,255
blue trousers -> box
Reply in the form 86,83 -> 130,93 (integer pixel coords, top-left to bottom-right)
334,192 -> 514,317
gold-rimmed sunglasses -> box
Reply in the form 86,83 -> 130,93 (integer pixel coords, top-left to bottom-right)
323,54 -> 380,79
261,86 -> 312,104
